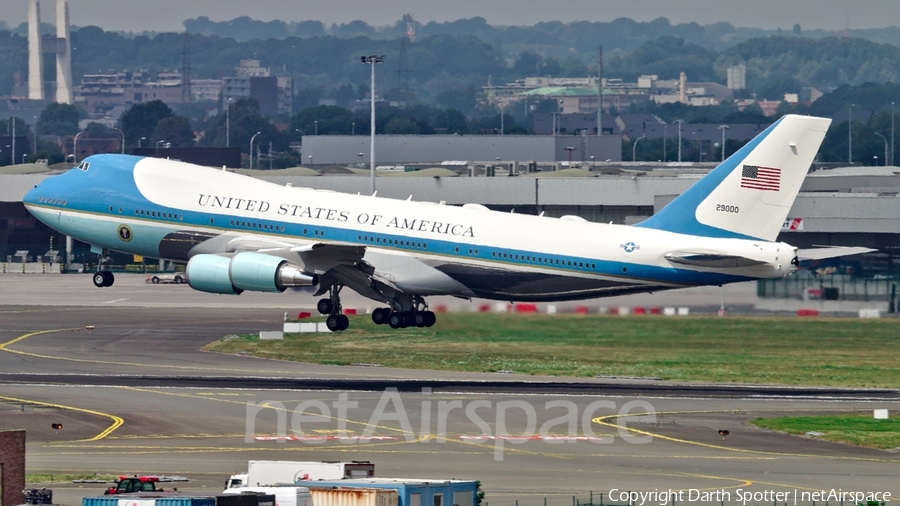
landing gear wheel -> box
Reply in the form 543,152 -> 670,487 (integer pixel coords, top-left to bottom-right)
389,313 -> 407,329
413,312 -> 427,327
423,311 -> 436,327
93,271 -> 114,288
317,298 -> 334,315
326,314 -> 343,331
372,308 -> 390,325
338,314 -> 350,331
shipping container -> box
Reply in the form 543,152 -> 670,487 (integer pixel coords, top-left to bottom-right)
83,496 -> 216,506
309,487 -> 398,506
220,486 -> 313,506
304,479 -> 476,506
216,494 -> 276,506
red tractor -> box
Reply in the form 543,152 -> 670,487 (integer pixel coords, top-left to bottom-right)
104,476 -> 168,495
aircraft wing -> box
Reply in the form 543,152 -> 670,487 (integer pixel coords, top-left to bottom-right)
797,247 -> 875,261
664,252 -> 767,268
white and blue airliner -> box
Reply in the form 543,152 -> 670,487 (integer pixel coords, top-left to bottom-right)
23,115 -> 864,330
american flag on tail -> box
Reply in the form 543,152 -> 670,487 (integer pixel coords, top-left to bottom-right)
740,165 -> 781,191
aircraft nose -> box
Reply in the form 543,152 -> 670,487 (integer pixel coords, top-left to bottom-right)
23,183 -> 41,206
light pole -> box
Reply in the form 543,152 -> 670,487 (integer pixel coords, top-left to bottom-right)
848,105 -> 853,164
249,131 -> 262,169
361,54 -> 385,195
892,102 -> 895,166
139,136 -> 146,149
314,120 -> 318,136
632,135 -> 645,162
308,155 -> 313,166
33,115 -> 39,155
10,116 -> 15,165
358,152 -> 364,167
225,97 -> 233,148
874,156 -> 879,166
499,102 -> 504,136
718,124 -> 729,162
663,125 -> 667,163
876,132 -> 888,167
112,127 -> 125,154
73,130 -> 84,163
156,139 -> 166,157
352,122 -> 355,136
675,119 -> 684,162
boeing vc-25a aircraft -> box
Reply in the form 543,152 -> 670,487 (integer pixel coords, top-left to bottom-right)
24,115 -> 862,331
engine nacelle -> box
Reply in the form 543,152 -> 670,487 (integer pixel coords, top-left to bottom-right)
186,252 -> 317,295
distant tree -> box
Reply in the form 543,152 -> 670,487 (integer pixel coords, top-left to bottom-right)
291,105 -> 359,136
121,100 -> 173,148
38,103 -> 79,135
432,109 -> 469,134
84,122 -> 114,137
435,85 -> 478,115
151,116 -> 195,148
204,98 -> 287,154
384,117 -> 420,134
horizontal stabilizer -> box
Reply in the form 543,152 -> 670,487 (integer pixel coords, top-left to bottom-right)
798,246 -> 875,261
664,252 -> 767,268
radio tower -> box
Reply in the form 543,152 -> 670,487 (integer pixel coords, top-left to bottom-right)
181,33 -> 193,104
395,39 -> 411,107
403,14 -> 416,43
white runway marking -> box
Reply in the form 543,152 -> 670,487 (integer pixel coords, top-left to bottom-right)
103,298 -> 129,304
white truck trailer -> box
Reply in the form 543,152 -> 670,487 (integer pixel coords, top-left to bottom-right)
227,461 -> 375,488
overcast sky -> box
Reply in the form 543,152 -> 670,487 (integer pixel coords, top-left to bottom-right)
1,0 -> 896,33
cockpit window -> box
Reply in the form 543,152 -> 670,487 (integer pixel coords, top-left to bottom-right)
75,161 -> 90,171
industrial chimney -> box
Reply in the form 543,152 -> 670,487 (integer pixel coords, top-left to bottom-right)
26,0 -> 73,104
27,0 -> 44,100
55,0 -> 73,104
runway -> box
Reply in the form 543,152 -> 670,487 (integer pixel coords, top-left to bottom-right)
1,275 -> 899,506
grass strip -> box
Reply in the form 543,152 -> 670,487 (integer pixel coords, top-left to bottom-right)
205,314 -> 900,387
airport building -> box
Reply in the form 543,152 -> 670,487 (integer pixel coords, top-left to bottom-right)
302,134 -> 623,165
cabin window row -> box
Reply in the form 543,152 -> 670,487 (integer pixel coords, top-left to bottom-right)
490,250 -> 596,269
229,220 -> 286,232
38,197 -> 66,206
135,209 -> 183,220
358,235 -> 427,249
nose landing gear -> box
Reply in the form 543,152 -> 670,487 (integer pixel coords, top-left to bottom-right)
92,249 -> 114,287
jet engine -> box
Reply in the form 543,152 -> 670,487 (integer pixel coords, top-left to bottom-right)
186,252 -> 318,295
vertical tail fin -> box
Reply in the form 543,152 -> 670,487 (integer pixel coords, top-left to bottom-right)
635,114 -> 831,241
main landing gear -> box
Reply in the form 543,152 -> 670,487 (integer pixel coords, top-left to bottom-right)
317,284 -> 349,332
92,250 -> 114,288
371,296 -> 436,329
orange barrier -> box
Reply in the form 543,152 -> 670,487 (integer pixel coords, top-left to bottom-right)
514,303 -> 538,313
